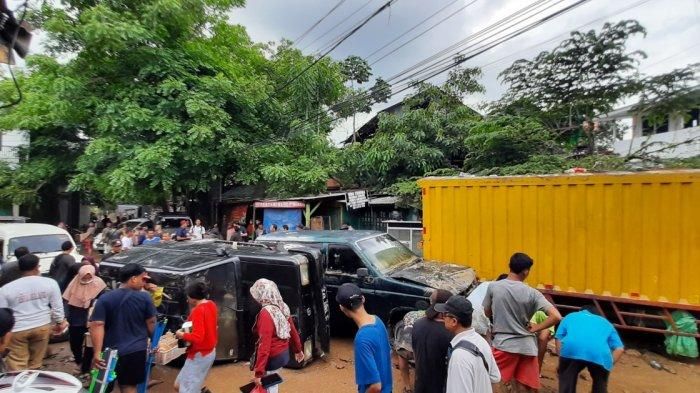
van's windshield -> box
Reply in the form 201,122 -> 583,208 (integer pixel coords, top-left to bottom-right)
356,234 -> 418,273
8,234 -> 72,255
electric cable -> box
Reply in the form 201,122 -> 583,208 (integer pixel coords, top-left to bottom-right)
293,0 -> 347,45
275,0 -> 399,95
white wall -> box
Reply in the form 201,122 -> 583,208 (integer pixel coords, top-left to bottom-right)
613,126 -> 700,159
0,130 -> 30,168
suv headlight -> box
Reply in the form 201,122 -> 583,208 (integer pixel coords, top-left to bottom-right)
304,338 -> 313,360
299,261 -> 310,286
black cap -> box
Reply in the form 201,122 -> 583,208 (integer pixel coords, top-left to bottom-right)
434,295 -> 474,321
335,283 -> 363,308
425,289 -> 453,319
118,263 -> 150,283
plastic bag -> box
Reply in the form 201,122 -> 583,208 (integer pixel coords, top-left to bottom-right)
664,311 -> 698,358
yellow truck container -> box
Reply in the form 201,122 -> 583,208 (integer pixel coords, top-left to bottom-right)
419,170 -> 700,307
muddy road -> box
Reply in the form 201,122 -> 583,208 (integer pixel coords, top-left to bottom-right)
43,337 -> 698,393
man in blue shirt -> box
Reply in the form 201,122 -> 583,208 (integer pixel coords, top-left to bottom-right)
336,283 -> 392,393
175,220 -> 191,241
89,263 -> 157,393
141,229 -> 161,245
555,305 -> 624,393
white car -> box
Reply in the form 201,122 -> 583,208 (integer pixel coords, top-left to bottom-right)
0,224 -> 81,274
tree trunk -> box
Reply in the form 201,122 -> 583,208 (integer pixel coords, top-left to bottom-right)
352,113 -> 357,144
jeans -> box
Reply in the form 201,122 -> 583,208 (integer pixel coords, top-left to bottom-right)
558,357 -> 610,393
5,324 -> 51,370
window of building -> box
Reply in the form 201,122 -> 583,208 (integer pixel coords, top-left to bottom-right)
683,108 -> 699,129
642,115 -> 669,136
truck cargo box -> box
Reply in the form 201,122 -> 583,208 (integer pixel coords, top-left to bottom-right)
419,170 -> 700,307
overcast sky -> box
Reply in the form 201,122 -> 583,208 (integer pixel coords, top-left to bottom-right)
229,0 -> 700,143
7,0 -> 699,143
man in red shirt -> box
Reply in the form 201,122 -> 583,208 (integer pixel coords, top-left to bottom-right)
175,281 -> 218,393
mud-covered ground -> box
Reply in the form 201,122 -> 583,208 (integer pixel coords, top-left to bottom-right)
43,337 -> 698,393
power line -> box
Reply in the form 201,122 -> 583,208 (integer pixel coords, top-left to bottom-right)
301,0 -> 375,53
289,0 -> 572,132
369,0 -> 481,65
275,0 -> 399,95
385,0 -> 561,82
292,0 -> 594,134
365,0 -> 463,60
477,0 -> 654,72
293,0 -> 347,45
640,43 -> 700,71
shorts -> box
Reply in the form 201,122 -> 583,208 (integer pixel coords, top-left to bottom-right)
176,350 -> 216,393
493,348 -> 540,390
393,321 -> 413,354
115,350 -> 147,387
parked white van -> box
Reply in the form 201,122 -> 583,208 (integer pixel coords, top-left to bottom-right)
0,224 -> 81,273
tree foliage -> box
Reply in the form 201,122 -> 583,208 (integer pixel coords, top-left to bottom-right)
497,20 -> 648,150
1,0 -> 348,205
339,67 -> 483,188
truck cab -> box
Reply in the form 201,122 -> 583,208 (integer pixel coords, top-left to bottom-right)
98,240 -> 329,365
258,231 -> 477,333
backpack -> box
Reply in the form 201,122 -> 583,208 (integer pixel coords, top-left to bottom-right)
446,339 -> 489,372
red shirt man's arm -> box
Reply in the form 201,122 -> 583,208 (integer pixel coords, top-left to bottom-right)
182,306 -> 205,345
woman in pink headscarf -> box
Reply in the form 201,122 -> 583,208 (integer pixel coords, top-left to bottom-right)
63,265 -> 106,375
250,279 -> 304,393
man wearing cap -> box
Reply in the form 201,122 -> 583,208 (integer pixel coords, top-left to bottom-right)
89,263 -> 157,393
410,289 -> 453,393
436,295 -> 500,393
483,253 -> 561,392
336,283 -> 392,393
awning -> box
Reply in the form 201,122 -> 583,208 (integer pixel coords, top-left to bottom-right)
254,201 -> 306,209
369,196 -> 398,205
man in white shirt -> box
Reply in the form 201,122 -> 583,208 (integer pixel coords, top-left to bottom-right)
121,229 -> 134,249
435,295 -> 500,393
190,219 -> 206,240
0,254 -> 67,370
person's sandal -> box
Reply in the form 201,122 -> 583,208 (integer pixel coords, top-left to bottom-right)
403,388 -> 413,393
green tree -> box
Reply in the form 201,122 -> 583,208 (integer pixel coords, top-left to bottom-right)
337,55 -> 391,142
1,0 -> 348,206
340,67 -> 483,188
497,20 -> 648,152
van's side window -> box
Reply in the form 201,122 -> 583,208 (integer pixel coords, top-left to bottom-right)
327,244 -> 363,274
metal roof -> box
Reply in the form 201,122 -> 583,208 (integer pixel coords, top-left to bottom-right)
0,223 -> 72,237
100,240 -> 304,272
369,196 -> 398,205
258,230 -> 383,243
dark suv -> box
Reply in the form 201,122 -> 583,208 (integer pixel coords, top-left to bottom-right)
258,231 -> 477,332
99,240 -> 329,365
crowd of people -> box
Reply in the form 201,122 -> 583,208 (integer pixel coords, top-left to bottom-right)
0,214 -> 626,393
341,252 -> 625,393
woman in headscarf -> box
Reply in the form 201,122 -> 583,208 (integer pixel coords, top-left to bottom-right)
249,279 -> 304,393
63,265 -> 106,375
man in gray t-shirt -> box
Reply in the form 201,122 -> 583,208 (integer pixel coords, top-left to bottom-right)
483,253 -> 561,392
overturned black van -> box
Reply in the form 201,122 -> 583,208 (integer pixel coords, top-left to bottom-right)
98,240 -> 330,366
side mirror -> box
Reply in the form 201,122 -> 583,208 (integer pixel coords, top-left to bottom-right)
356,268 -> 369,279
